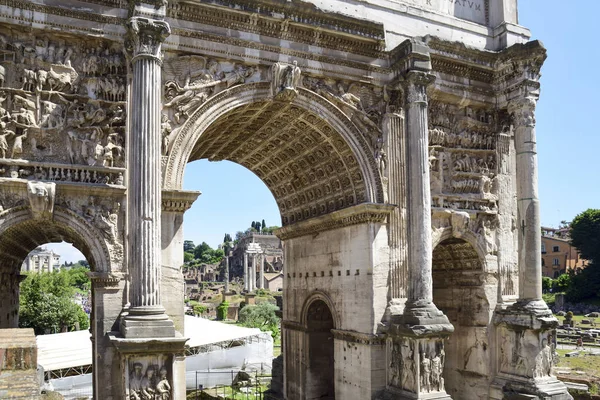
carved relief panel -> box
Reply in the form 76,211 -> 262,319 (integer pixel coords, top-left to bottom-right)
428,101 -> 498,212
0,28 -> 127,184
126,354 -> 172,400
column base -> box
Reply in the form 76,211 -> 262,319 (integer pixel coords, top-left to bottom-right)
392,302 -> 454,336
491,300 -> 572,400
120,306 -> 176,338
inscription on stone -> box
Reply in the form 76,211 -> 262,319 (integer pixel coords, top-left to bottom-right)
406,0 -> 487,25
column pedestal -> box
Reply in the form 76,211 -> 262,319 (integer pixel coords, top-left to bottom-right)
491,304 -> 570,400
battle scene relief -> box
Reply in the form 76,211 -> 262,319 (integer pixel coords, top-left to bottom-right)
0,29 -> 126,185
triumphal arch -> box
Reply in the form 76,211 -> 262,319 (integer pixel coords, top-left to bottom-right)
0,0 -> 572,399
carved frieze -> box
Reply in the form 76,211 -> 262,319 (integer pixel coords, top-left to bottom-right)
388,337 -> 447,395
428,101 -> 500,216
0,29 -> 128,176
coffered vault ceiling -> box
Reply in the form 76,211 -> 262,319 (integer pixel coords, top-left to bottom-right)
188,101 -> 368,226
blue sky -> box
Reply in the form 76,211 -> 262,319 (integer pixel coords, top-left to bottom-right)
53,1 -> 599,262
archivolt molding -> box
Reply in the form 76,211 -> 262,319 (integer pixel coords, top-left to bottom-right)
300,290 -> 340,330
431,228 -> 488,273
164,82 -> 385,226
0,205 -> 114,274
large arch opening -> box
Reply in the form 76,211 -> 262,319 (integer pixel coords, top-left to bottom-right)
432,238 -> 492,400
167,83 -> 385,399
306,299 -> 335,400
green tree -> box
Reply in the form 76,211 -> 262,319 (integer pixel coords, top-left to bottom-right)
238,302 -> 279,329
261,220 -> 266,231
67,266 -> 91,292
184,240 -> 196,253
184,252 -> 194,263
19,272 -> 89,334
566,209 -> 600,302
553,273 -> 571,293
194,242 -> 212,259
542,277 -> 552,293
570,209 -> 600,262
262,226 -> 280,234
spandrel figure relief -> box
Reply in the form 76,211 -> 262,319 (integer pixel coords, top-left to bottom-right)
163,55 -> 256,125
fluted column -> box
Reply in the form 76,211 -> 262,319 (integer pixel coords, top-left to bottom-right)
401,71 -> 438,312
243,252 -> 249,292
251,254 -> 257,291
224,253 -> 230,293
259,254 -> 265,290
509,96 -> 544,305
122,17 -> 173,337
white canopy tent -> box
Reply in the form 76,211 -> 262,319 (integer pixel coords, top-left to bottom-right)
36,315 -> 274,398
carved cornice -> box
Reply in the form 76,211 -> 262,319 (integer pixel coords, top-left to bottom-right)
87,271 -> 123,288
282,320 -> 306,332
161,190 -> 200,213
0,0 -> 124,26
331,329 -> 385,345
167,0 -> 384,58
390,39 -> 432,74
274,203 -> 394,241
168,28 -> 388,75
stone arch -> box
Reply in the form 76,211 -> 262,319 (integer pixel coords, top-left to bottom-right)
164,82 -> 384,226
432,228 -> 488,271
300,290 -> 340,329
0,205 -> 113,273
431,237 -> 494,399
0,205 -> 115,328
303,296 -> 336,400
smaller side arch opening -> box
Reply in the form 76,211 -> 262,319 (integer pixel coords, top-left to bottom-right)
432,238 -> 492,400
0,209 -> 108,329
306,299 -> 335,400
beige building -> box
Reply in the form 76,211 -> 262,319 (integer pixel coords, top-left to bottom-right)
541,229 -> 588,278
21,247 -> 61,273
263,272 -> 283,292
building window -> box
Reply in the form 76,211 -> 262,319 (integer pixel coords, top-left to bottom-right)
553,258 -> 559,266
541,243 -> 546,254
542,259 -> 545,267
553,246 -> 560,252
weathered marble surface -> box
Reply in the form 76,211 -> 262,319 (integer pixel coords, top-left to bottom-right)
0,0 -> 570,399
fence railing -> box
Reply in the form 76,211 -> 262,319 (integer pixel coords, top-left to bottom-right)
188,369 -> 272,400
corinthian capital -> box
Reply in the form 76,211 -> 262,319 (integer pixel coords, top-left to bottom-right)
508,97 -> 536,128
126,17 -> 170,60
400,71 -> 435,105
